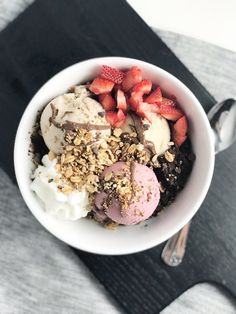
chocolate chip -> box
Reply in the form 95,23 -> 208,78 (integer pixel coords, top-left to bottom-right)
143,124 -> 150,130
98,111 -> 105,117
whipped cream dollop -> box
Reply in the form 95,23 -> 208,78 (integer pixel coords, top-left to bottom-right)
31,155 -> 90,220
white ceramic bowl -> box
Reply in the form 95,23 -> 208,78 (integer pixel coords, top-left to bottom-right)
14,57 -> 215,255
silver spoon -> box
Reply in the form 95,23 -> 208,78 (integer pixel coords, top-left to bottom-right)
161,99 -> 236,267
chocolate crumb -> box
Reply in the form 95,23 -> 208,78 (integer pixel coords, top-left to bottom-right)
98,111 -> 105,117
153,139 -> 194,215
143,124 -> 150,130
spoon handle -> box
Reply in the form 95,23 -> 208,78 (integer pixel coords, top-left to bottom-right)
161,222 -> 191,266
161,98 -> 236,267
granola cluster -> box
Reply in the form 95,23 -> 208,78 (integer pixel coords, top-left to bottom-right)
52,127 -> 156,196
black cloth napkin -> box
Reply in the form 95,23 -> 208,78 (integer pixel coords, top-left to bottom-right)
1,1 -> 236,313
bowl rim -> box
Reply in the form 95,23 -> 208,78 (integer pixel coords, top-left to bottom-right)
14,56 -> 215,255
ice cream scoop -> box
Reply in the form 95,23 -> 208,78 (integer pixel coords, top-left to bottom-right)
121,112 -> 170,156
142,113 -> 171,155
95,161 -> 160,225
40,85 -> 111,154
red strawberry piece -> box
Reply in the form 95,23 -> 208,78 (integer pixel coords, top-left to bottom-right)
129,93 -> 142,110
99,93 -> 116,111
100,65 -> 125,84
114,120 -> 126,127
116,90 -> 128,111
145,86 -> 162,104
170,94 -> 177,102
136,103 -> 155,123
156,104 -> 183,121
122,66 -> 142,91
161,97 -> 176,106
129,80 -> 152,110
173,116 -> 188,136
89,77 -> 114,95
117,108 -> 126,121
172,116 -> 188,146
113,83 -> 122,91
106,111 -> 118,126
106,109 -> 126,127
132,79 -> 152,94
174,135 -> 187,147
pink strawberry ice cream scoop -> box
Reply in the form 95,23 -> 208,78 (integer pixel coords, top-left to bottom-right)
94,162 -> 160,225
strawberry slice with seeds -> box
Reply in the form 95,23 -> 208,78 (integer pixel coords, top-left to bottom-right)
100,65 -> 125,84
156,104 -> 183,121
99,93 -> 116,111
122,66 -> 142,91
161,97 -> 176,107
89,77 -> 114,95
106,109 -> 126,127
116,90 -> 128,111
172,116 -> 188,146
145,86 -> 162,104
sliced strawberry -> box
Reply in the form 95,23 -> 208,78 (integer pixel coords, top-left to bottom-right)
132,80 -> 152,95
122,66 -> 142,91
145,86 -> 162,104
170,94 -> 177,102
113,83 -> 122,91
116,90 -> 128,111
173,116 -> 188,136
100,65 -> 125,84
129,93 -> 142,110
99,93 -> 116,111
174,135 -> 187,147
117,109 -> 126,121
129,80 -> 152,110
161,97 -> 176,106
89,77 -> 114,95
156,104 -> 183,121
106,109 -> 126,127
172,116 -> 188,147
106,111 -> 118,126
136,103 -> 154,123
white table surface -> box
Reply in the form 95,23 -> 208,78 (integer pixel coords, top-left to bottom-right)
0,1 -> 236,313
128,0 -> 236,52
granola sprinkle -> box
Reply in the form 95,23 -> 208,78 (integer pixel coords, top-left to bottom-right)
55,127 -> 155,196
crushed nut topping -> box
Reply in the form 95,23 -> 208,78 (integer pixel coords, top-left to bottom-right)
54,126 -> 165,197
164,150 -> 175,162
113,128 -> 122,138
104,221 -> 118,230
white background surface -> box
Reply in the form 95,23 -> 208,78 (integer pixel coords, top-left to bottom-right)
128,0 -> 236,52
